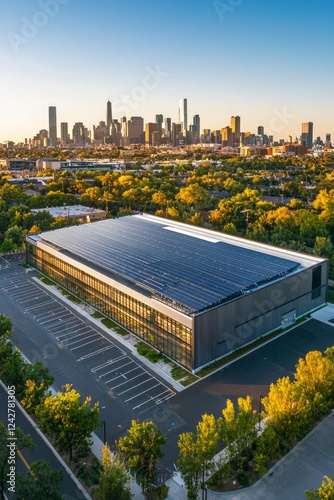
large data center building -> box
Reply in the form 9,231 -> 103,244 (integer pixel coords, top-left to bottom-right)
26,214 -> 328,372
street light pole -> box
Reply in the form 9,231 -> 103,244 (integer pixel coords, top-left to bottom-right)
258,395 -> 263,430
102,420 -> 107,444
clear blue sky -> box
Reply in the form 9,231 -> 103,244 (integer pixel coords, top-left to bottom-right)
1,0 -> 333,142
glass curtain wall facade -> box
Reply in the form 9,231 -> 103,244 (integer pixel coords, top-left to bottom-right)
27,244 -> 193,369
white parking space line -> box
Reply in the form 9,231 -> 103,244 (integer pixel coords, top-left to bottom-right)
116,377 -> 155,395
65,333 -> 100,347
17,296 -> 45,304
24,300 -> 56,312
149,389 -> 173,401
40,314 -> 73,325
107,372 -> 147,390
125,382 -> 160,404
55,327 -> 91,338
91,355 -> 127,373
66,324 -> 88,335
104,366 -> 141,384
98,360 -> 134,378
32,308 -> 64,317
52,317 -> 79,327
10,291 -> 35,300
77,345 -> 116,361
134,391 -> 175,411
2,284 -> 27,292
14,285 -> 34,291
71,337 -> 105,351
47,322 -> 78,333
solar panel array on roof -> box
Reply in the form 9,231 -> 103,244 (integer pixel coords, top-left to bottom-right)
38,215 -> 300,313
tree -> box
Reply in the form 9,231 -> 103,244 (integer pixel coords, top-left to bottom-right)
0,314 -> 12,339
21,379 -> 51,414
16,460 -> 63,499
188,212 -> 204,227
37,384 -> 99,460
117,420 -> 166,495
177,432 -> 202,500
196,414 -> 220,475
294,351 -> 334,418
0,341 -> 26,390
0,420 -> 34,500
313,237 -> 334,259
305,475 -> 334,499
177,413 -> 220,499
176,184 -> 210,208
219,396 -> 257,468
151,191 -> 167,207
261,377 -> 307,451
95,444 -> 132,500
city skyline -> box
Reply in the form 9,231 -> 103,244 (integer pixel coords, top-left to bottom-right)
1,0 -> 334,142
2,100 -> 328,150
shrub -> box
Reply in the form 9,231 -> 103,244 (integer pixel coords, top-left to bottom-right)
254,453 -> 268,478
236,470 -> 251,487
148,350 -> 159,363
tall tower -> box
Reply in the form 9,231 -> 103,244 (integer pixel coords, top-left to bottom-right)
230,116 -> 240,145
178,98 -> 188,135
106,100 -> 112,133
60,122 -> 68,145
49,106 -> 57,147
301,122 -> 313,148
193,115 -> 200,133
155,114 -> 163,134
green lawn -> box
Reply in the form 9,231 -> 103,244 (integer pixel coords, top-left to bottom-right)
328,289 -> 334,304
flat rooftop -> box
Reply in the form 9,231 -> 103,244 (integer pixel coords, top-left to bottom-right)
29,214 -> 324,314
31,205 -> 105,218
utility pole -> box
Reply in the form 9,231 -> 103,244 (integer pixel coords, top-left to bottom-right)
241,209 -> 251,235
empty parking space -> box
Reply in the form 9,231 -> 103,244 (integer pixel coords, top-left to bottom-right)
91,354 -> 175,411
1,273 -> 176,412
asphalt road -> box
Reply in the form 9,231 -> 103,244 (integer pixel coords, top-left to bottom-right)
0,382 -> 87,499
1,259 -> 334,479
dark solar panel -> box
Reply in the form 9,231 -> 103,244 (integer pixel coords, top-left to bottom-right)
38,215 -> 300,313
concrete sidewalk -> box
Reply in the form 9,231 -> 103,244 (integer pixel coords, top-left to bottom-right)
90,432 -> 144,499
311,303 -> 334,325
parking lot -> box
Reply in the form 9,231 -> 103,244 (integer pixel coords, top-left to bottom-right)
1,272 -> 176,414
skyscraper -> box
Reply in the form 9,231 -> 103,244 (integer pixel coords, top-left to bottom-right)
178,98 -> 188,135
49,106 -> 57,147
301,122 -> 313,148
230,116 -> 240,145
106,100 -> 112,132
125,117 -> 144,145
164,118 -> 171,135
60,122 -> 69,145
193,115 -> 200,134
145,123 -> 158,145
